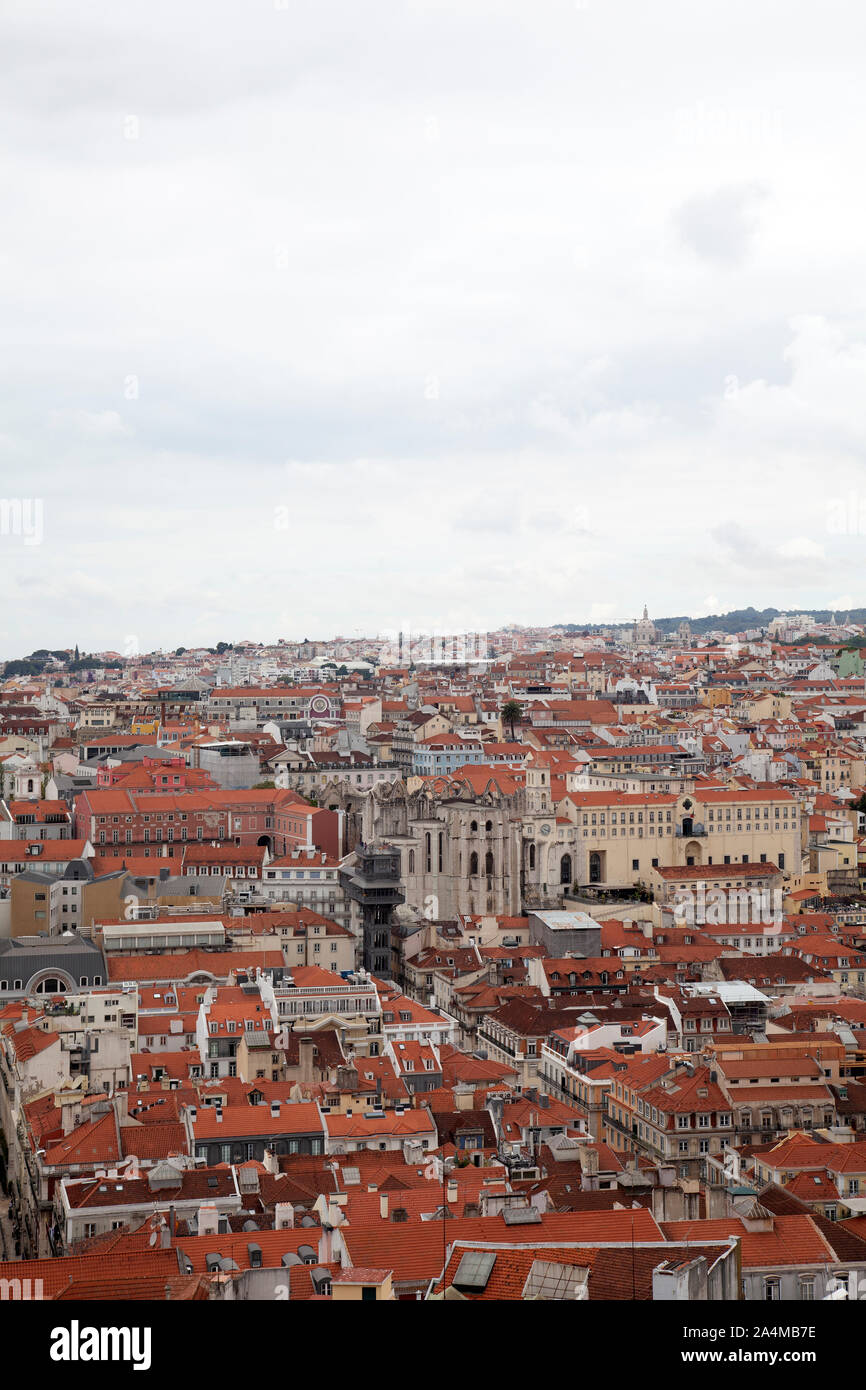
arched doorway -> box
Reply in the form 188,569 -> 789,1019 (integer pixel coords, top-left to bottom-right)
589,852 -> 602,884
560,853 -> 572,885
684,840 -> 703,866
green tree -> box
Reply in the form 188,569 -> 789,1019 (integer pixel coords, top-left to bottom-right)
501,700 -> 523,740
3,659 -> 44,677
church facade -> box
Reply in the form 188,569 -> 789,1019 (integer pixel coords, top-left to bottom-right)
322,762 -> 584,918
629,605 -> 658,646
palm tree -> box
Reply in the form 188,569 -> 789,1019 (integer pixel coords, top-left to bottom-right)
501,700 -> 523,741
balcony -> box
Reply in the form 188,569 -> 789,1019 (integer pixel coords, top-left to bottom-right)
344,886 -> 403,905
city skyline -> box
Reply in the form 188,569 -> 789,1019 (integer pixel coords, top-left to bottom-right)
3,599 -> 866,664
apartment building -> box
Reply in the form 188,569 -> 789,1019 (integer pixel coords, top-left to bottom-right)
604,1062 -> 735,1180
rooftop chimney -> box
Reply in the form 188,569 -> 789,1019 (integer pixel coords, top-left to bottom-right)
198,1202 -> 219,1237
298,1036 -> 315,1084
380,1193 -> 389,1220
274,1202 -> 294,1230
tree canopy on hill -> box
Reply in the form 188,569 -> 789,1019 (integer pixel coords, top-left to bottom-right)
559,606 -> 866,636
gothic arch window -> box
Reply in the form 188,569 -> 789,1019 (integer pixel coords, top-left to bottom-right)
470,820 -> 478,832
408,849 -> 415,873
438,833 -> 443,872
560,853 -> 572,884
528,843 -> 536,870
425,832 -> 431,873
469,851 -> 478,877
485,850 -> 494,876
485,820 -> 493,831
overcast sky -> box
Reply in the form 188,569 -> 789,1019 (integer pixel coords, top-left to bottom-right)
1,0 -> 865,657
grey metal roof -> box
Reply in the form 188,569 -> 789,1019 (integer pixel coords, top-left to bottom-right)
0,931 -> 107,992
14,860 -> 101,886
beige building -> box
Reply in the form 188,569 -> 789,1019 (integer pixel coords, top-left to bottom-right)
236,1028 -> 283,1083
331,1268 -> 394,1300
226,914 -> 356,974
77,703 -> 120,729
746,693 -> 793,721
558,786 -> 801,888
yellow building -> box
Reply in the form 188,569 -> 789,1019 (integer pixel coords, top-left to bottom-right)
130,716 -> 160,737
700,687 -> 732,708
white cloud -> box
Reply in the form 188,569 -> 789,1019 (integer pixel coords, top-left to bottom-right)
777,537 -> 825,560
47,409 -> 129,438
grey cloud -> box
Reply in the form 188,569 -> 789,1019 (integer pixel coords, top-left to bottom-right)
675,184 -> 767,265
0,3 -> 864,653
